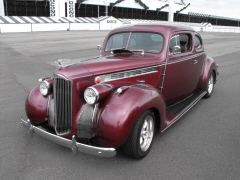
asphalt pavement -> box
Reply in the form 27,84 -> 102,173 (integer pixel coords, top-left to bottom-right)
0,30 -> 240,180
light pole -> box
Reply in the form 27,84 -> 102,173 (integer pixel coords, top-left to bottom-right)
168,0 -> 174,22
0,0 -> 5,16
103,0 -> 108,16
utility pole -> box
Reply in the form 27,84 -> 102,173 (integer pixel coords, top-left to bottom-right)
168,0 -> 174,22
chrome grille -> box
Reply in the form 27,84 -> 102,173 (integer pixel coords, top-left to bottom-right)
54,74 -> 72,134
77,105 -> 94,139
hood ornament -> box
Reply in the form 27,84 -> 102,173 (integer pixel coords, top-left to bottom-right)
54,59 -> 70,67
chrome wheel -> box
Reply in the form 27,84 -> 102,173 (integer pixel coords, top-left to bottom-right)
140,116 -> 154,152
122,110 -> 155,159
204,71 -> 215,98
208,73 -> 214,94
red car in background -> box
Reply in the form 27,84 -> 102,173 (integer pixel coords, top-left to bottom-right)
21,24 -> 218,159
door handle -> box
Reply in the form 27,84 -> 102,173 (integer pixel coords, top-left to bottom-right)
193,60 -> 198,64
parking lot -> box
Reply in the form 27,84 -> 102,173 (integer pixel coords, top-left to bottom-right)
0,30 -> 240,180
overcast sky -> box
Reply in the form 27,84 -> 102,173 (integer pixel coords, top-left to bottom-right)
188,0 -> 240,19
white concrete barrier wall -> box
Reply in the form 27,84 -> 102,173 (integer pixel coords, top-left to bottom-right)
0,23 -> 100,33
192,27 -> 202,32
212,28 -> 240,33
70,23 -> 99,30
1,21 -> 240,33
0,24 -> 31,33
100,23 -> 123,30
32,23 -> 69,31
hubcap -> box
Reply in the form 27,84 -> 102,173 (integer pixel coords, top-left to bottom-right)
140,116 -> 154,152
208,74 -> 214,94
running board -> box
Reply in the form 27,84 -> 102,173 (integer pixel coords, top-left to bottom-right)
161,90 -> 207,132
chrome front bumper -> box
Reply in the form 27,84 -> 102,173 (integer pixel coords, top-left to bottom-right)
20,118 -> 116,158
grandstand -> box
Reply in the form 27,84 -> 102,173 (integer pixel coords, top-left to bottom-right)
1,0 -> 240,27
1,0 -> 240,33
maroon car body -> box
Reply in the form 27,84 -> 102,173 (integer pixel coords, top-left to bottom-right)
21,24 -> 218,159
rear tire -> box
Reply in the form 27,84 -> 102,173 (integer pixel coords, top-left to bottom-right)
204,71 -> 215,98
122,110 -> 155,159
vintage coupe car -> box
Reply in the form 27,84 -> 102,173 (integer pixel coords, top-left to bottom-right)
21,24 -> 218,159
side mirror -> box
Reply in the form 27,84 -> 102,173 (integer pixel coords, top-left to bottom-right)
97,45 -> 102,57
97,45 -> 102,51
173,45 -> 181,54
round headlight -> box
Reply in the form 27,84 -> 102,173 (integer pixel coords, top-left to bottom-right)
84,87 -> 99,104
40,80 -> 50,96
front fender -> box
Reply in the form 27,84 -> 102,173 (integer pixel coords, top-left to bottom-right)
96,84 -> 166,149
201,56 -> 218,91
25,85 -> 49,124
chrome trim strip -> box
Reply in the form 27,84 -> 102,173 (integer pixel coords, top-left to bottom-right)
160,62 -> 168,92
98,65 -> 164,83
92,104 -> 98,129
20,118 -> 116,158
167,52 -> 205,65
161,91 -> 207,133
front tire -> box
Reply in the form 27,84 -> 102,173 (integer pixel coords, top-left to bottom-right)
204,71 -> 215,98
122,110 -> 155,159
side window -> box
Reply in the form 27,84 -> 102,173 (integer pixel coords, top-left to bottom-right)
195,35 -> 202,50
179,34 -> 192,53
169,35 -> 180,54
169,33 -> 192,54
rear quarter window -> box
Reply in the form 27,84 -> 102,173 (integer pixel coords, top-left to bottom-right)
195,35 -> 203,50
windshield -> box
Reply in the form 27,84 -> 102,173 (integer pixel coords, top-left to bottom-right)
105,32 -> 164,54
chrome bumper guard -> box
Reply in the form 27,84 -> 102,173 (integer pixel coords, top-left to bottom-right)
20,118 -> 116,158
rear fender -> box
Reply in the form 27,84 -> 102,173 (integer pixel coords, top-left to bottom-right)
96,84 -> 166,149
201,56 -> 218,91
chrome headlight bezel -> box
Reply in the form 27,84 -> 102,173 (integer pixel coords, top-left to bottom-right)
84,87 -> 99,105
40,80 -> 50,96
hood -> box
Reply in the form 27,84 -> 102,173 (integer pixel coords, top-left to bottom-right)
54,63 -> 93,79
54,54 -> 162,79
